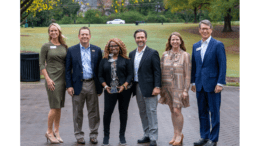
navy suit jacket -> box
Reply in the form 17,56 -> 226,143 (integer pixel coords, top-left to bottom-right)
129,46 -> 161,97
191,37 -> 226,92
65,43 -> 103,95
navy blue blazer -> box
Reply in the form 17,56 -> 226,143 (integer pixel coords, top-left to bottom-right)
65,43 -> 103,95
191,37 -> 226,92
129,46 -> 161,97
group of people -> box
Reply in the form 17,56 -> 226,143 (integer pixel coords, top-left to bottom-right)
40,19 -> 226,146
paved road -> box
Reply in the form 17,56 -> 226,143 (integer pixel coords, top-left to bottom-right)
21,79 -> 239,146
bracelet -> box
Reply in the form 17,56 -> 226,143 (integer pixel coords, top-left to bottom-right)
122,84 -> 126,90
104,85 -> 108,89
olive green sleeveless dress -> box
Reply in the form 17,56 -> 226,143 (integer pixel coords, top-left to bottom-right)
40,41 -> 67,109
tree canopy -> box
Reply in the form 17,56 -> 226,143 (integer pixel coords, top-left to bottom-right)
164,0 -> 210,23
20,0 -> 61,25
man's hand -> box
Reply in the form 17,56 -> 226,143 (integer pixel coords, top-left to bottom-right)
67,87 -> 74,97
98,94 -> 102,96
191,85 -> 196,92
214,85 -> 223,93
152,87 -> 160,96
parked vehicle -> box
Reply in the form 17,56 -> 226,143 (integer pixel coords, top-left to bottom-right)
106,19 -> 125,24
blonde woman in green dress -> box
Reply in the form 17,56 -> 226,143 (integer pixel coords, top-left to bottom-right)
40,23 -> 68,144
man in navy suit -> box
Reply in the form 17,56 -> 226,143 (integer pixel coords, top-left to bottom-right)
191,20 -> 226,146
65,27 -> 103,144
129,29 -> 161,146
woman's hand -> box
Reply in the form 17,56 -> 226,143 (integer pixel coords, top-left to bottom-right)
47,79 -> 55,91
106,86 -> 111,94
182,91 -> 188,100
117,86 -> 124,93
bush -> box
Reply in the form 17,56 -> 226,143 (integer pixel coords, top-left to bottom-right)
58,15 -> 73,24
107,11 -> 144,23
145,13 -> 169,23
84,9 -> 105,24
118,11 -> 145,23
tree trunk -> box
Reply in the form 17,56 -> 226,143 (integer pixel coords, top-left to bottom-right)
193,7 -> 197,23
223,8 -> 233,32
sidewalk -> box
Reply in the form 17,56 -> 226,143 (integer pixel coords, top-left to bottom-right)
20,79 -> 239,146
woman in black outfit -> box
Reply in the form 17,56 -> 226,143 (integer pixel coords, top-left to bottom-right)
98,38 -> 133,146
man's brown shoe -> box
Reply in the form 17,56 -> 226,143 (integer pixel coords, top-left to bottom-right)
90,137 -> 98,144
77,138 -> 85,144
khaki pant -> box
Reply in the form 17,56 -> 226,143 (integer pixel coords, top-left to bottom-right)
72,80 -> 100,139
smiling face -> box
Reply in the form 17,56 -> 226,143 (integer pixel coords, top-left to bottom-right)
170,35 -> 181,49
78,29 -> 91,45
109,41 -> 120,56
199,23 -> 212,41
49,25 -> 60,39
135,32 -> 147,47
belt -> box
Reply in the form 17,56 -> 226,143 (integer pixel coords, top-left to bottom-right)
81,78 -> 93,82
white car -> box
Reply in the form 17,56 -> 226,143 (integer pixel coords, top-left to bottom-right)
106,19 -> 125,24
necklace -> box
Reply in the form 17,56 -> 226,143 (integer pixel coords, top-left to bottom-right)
168,50 -> 181,62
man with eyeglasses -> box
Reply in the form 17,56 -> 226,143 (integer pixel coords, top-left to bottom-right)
129,29 -> 161,146
191,20 -> 227,146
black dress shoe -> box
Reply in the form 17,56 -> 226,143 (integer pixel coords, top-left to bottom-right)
102,136 -> 109,146
203,140 -> 217,146
119,135 -> 126,145
137,136 -> 150,143
150,140 -> 157,146
194,138 -> 209,146
90,137 -> 98,144
77,138 -> 85,144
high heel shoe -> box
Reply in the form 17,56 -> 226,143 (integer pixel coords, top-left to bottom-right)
172,134 -> 184,145
45,133 -> 59,144
53,132 -> 63,143
169,138 -> 175,144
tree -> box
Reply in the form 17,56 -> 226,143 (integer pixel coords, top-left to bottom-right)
164,0 -> 210,23
208,0 -> 239,32
20,0 -> 60,25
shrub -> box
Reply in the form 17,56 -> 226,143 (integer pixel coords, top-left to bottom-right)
145,13 -> 168,23
84,9 -> 105,24
58,15 -> 73,24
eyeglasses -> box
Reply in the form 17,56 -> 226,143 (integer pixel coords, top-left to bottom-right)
200,28 -> 211,31
109,45 -> 119,48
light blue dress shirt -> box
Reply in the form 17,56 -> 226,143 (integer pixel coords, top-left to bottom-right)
134,46 -> 147,82
192,36 -> 223,87
80,43 -> 93,79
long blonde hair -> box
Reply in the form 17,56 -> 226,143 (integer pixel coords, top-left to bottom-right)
48,23 -> 68,49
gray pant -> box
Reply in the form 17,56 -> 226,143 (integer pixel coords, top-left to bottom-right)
72,80 -> 100,140
136,83 -> 158,141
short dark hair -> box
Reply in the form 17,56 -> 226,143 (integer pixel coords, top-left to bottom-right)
79,26 -> 91,35
133,29 -> 147,38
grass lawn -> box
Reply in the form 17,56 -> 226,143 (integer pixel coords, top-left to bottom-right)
20,23 -> 239,77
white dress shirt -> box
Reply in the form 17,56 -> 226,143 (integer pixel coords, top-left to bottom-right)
134,45 -> 147,82
192,36 -> 223,87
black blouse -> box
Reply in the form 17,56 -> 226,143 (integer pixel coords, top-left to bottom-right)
98,55 -> 133,87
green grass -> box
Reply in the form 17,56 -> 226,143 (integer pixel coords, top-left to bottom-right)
21,23 -> 239,77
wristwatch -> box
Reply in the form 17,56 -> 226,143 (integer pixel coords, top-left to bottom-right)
156,87 -> 161,89
104,85 -> 108,89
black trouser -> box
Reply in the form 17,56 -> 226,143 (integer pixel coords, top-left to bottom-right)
103,89 -> 131,137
